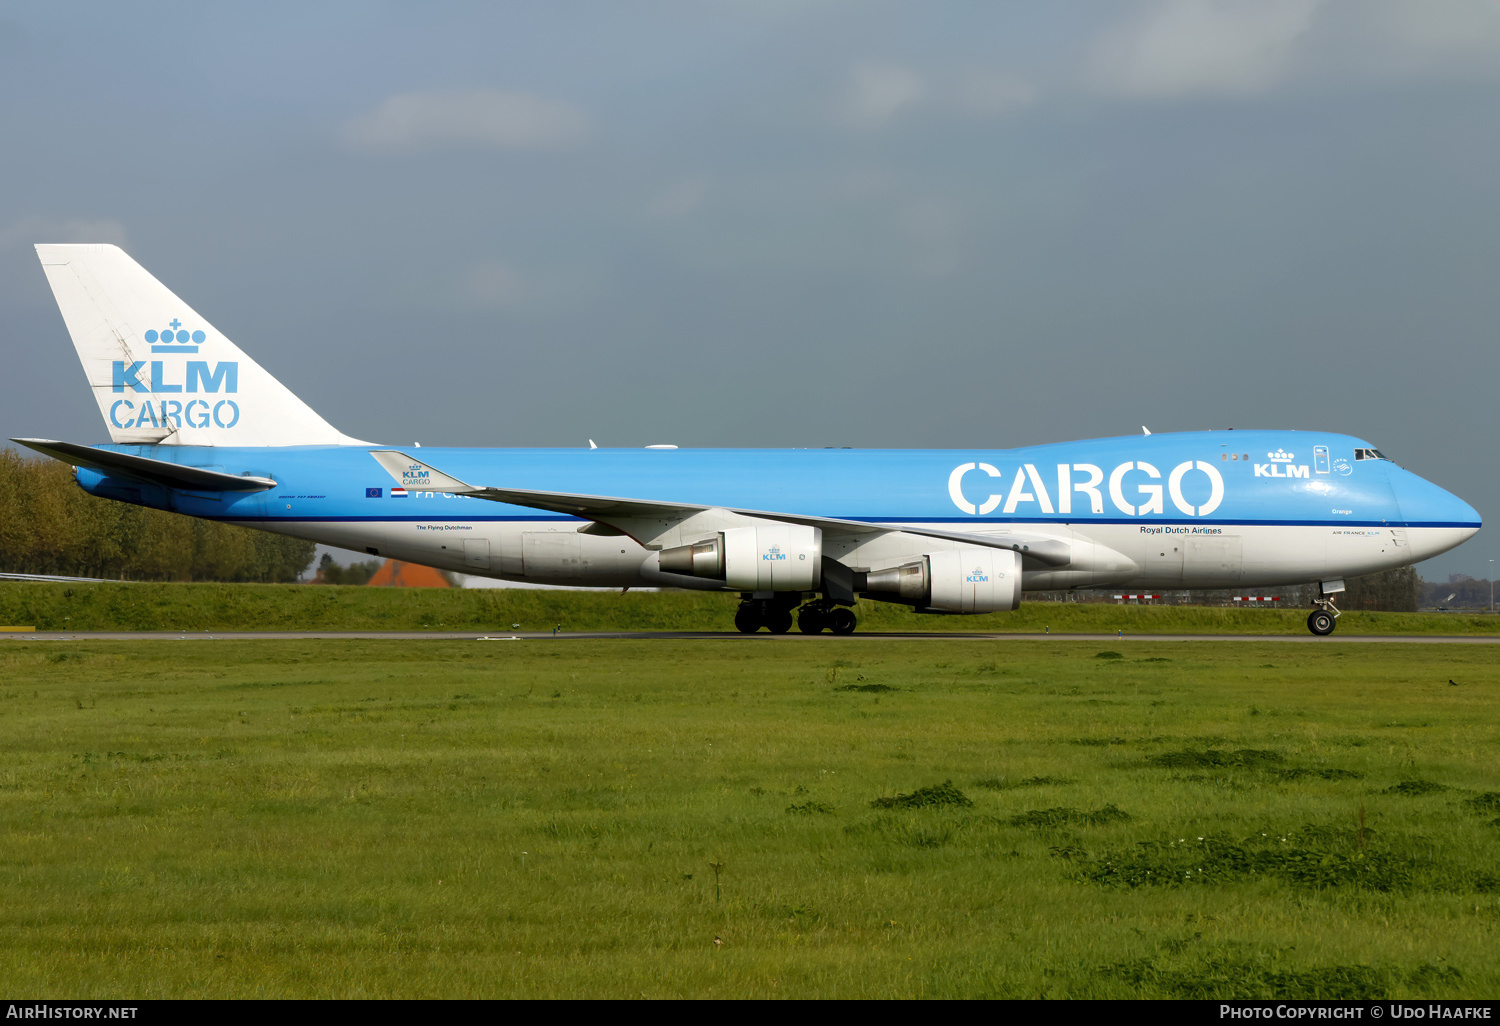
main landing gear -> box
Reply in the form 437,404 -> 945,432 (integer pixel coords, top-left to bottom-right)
735,597 -> 794,634
734,596 -> 857,634
796,600 -> 857,635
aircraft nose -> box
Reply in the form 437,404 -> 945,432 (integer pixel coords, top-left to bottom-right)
1388,468 -> 1481,559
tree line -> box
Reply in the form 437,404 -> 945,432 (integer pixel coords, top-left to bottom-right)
0,448 -> 314,582
315,554 -> 383,586
1341,566 -> 1420,612
1419,576 -> 1495,610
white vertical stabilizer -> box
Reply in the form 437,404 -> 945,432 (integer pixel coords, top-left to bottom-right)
35,243 -> 365,446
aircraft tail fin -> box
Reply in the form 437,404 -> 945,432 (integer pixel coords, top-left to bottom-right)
34,244 -> 365,446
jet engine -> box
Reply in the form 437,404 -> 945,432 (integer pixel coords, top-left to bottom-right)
861,548 -> 1021,613
658,523 -> 822,591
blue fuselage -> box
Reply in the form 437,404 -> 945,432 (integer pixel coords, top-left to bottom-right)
71,429 -> 1479,593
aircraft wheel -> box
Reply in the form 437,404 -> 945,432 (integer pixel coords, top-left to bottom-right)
766,609 -> 794,634
734,606 -> 761,634
828,607 -> 857,635
797,607 -> 828,634
1307,609 -> 1336,636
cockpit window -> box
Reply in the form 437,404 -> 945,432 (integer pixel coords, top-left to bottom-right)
1354,448 -> 1388,461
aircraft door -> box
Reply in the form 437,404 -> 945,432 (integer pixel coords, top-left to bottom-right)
464,538 -> 491,571
1140,537 -> 1185,587
1186,535 -> 1243,588
522,531 -> 584,582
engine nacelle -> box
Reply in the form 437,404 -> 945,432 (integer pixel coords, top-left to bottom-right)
658,524 -> 822,592
862,547 -> 1021,613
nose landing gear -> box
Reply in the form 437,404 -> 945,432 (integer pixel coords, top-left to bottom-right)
1307,594 -> 1341,636
1307,608 -> 1336,635
1306,579 -> 1345,636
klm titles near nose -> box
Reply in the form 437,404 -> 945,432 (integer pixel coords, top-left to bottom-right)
1254,463 -> 1310,478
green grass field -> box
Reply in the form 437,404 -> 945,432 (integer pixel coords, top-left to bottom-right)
3,579 -> 1499,634
1,637 -> 1497,998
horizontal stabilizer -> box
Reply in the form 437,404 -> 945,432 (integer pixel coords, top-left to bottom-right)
13,438 -> 278,492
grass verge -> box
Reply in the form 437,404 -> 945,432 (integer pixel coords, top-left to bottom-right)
0,639 -> 1496,997
2,580 -> 1498,634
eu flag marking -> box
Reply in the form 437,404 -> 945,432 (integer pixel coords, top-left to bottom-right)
366,487 -> 382,498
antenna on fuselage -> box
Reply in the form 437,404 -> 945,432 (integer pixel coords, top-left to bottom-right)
1142,426 -> 1151,435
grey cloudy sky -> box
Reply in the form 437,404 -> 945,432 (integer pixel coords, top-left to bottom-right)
3,0 -> 1498,579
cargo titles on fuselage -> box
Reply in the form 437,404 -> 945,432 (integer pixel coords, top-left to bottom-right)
948,460 -> 1226,519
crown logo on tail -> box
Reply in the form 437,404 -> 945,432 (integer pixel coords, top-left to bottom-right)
146,318 -> 204,353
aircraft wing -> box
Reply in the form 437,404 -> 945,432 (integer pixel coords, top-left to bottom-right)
13,438 -> 279,492
368,449 -> 1072,566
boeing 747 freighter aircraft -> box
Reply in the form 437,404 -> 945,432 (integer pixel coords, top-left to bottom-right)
16,244 -> 1481,634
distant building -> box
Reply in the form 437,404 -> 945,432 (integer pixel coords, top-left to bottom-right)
366,559 -> 452,588
1449,573 -> 1475,584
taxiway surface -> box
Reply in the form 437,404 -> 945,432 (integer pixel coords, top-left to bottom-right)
5,631 -> 1500,643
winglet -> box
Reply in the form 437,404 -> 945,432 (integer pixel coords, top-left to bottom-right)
368,450 -> 477,492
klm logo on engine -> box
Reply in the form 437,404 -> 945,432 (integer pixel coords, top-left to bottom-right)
966,567 -> 990,584
762,545 -> 786,562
